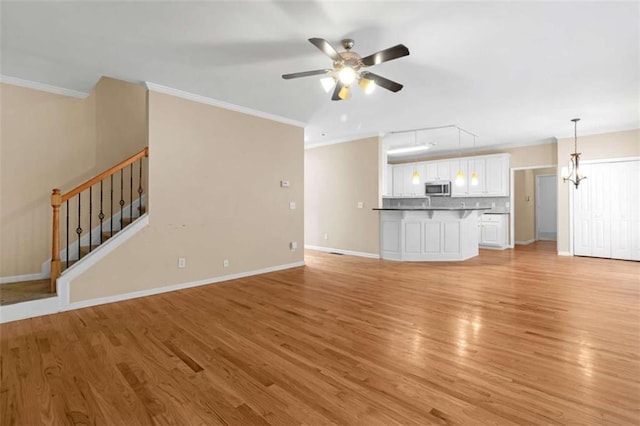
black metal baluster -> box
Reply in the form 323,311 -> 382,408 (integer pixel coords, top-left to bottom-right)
89,186 -> 92,252
129,164 -> 133,223
138,158 -> 144,216
76,193 -> 82,261
119,169 -> 125,229
66,200 -> 69,268
99,181 -> 104,244
110,175 -> 114,237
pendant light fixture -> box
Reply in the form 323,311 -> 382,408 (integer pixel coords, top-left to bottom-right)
412,130 -> 420,185
470,135 -> 479,186
561,118 -> 586,188
455,128 -> 465,187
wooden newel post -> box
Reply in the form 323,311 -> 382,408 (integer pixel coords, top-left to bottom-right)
50,188 -> 62,293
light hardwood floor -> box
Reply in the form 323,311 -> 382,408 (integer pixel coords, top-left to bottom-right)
1,243 -> 639,425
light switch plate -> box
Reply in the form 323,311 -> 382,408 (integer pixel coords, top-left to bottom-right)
357,202 -> 364,209
281,180 -> 290,188
289,201 -> 296,210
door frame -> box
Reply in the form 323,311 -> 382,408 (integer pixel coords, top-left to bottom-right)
535,174 -> 557,241
509,164 -> 557,248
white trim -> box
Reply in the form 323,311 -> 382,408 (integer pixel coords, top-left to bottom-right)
144,82 -> 305,128
0,273 -> 48,285
56,214 -> 150,304
515,239 -> 536,245
0,297 -> 60,324
509,164 -> 558,248
305,245 -> 380,259
305,132 -> 383,150
581,156 -> 640,164
558,251 -> 572,256
60,261 -> 305,312
0,75 -> 89,99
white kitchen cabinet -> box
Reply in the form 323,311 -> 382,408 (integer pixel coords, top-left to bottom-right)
479,214 -> 508,249
466,154 -> 509,197
449,159 -> 469,197
385,164 -> 393,196
403,164 -> 424,196
467,158 -> 486,196
391,164 -> 423,197
484,155 -> 509,196
387,153 -> 510,198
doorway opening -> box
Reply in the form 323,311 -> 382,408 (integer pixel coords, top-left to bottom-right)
512,167 -> 557,251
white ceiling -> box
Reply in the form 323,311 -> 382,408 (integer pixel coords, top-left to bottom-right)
2,1 -> 638,155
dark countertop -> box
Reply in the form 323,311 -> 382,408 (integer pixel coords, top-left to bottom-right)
373,207 -> 492,212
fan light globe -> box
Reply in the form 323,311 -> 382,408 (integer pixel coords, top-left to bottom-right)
359,78 -> 376,95
339,67 -> 356,85
320,77 -> 336,93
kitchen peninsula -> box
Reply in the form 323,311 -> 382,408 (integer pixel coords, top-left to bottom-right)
373,207 -> 491,261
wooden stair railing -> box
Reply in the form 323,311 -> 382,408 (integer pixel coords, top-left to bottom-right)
50,147 -> 149,292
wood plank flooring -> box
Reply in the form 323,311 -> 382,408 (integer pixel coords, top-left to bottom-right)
1,242 -> 639,425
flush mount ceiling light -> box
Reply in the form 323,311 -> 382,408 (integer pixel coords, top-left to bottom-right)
561,118 -> 587,188
282,38 -> 409,101
387,144 -> 430,155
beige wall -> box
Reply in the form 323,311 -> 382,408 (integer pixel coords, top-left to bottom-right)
557,129 -> 640,253
1,84 -> 97,276
514,170 -> 535,242
67,91 -> 304,302
305,137 -> 380,255
0,77 -> 147,277
95,77 -> 148,170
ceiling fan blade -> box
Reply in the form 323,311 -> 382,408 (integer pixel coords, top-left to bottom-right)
282,69 -> 332,79
360,44 -> 410,67
308,38 -> 344,62
361,71 -> 404,92
331,81 -> 345,101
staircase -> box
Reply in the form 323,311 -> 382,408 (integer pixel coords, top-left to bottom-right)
0,147 -> 149,308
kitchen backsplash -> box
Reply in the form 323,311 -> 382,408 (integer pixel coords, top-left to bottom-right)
382,196 -> 510,213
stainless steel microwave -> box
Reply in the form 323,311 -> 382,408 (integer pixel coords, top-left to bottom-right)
425,181 -> 451,196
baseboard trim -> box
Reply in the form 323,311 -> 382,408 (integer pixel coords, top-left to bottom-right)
0,272 -> 49,285
0,296 -> 60,324
305,245 -> 380,259
60,261 -> 305,312
558,251 -> 572,256
515,239 -> 536,245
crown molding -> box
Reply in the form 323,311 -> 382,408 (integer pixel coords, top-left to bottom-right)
144,82 -> 305,128
0,75 -> 89,99
305,132 -> 383,150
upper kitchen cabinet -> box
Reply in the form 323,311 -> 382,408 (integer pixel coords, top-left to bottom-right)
387,153 -> 510,198
391,163 -> 423,196
449,159 -> 469,197
452,153 -> 510,197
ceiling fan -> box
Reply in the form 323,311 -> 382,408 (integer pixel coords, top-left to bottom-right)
282,38 -> 410,101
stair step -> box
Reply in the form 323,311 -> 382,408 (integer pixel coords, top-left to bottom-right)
0,279 -> 54,306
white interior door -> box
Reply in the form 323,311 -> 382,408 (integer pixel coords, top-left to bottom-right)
536,175 -> 557,241
573,160 -> 640,260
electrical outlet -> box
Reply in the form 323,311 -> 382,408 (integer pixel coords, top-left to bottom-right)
281,180 -> 290,188
178,257 -> 186,268
323,233 -> 328,240
491,202 -> 496,208
357,201 -> 364,209
290,241 -> 298,251
289,201 -> 296,210
223,259 -> 229,268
